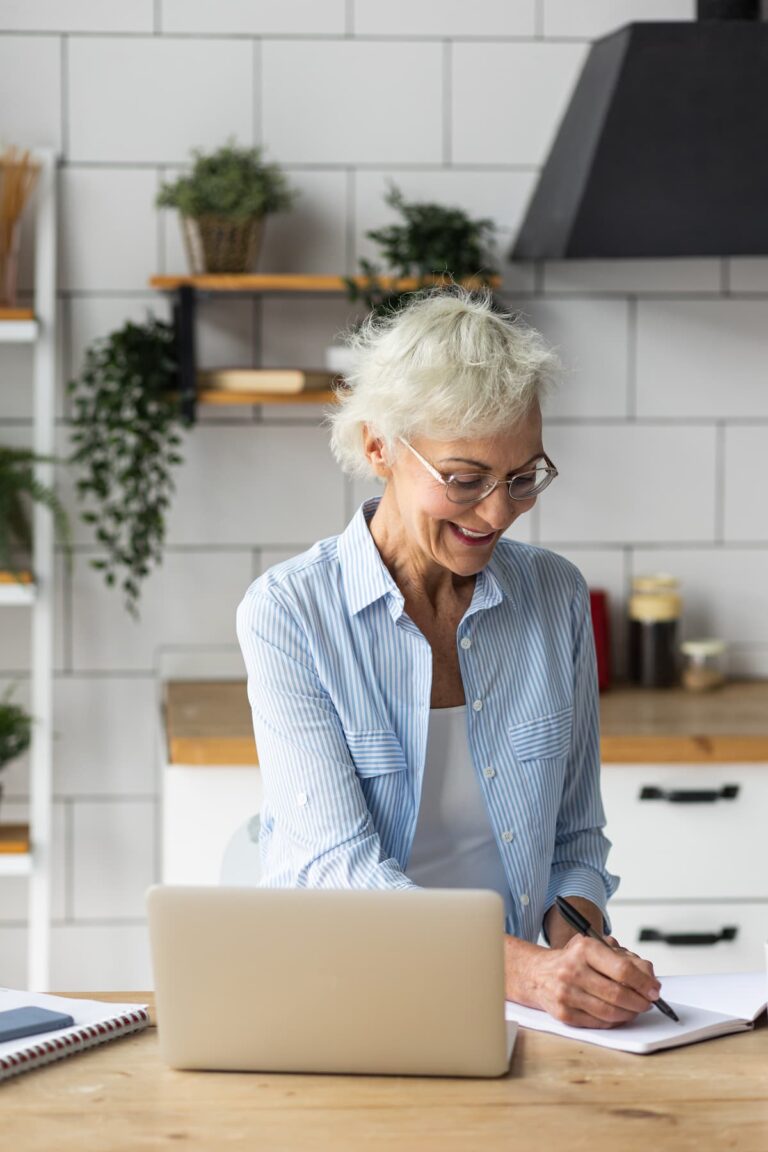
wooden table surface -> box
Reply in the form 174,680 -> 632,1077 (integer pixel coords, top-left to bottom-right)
164,679 -> 768,766
3,994 -> 767,1151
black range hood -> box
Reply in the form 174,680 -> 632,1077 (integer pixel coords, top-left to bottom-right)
511,0 -> 768,260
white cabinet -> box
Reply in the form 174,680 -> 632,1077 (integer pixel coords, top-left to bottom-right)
602,763 -> 768,975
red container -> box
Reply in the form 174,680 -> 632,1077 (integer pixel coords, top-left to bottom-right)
589,589 -> 611,692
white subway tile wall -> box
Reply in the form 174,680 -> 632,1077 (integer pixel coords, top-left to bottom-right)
451,42 -> 587,166
0,36 -> 61,150
0,1 -> 155,34
542,0 -> 695,40
352,0 -> 537,38
262,41 -> 444,165
0,1 -> 766,988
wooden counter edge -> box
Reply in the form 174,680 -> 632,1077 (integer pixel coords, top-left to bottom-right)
601,735 -> 768,763
166,734 -> 768,767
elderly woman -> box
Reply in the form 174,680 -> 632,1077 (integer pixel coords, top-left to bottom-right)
237,289 -> 660,1029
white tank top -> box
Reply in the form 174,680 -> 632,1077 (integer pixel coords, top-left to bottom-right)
407,705 -> 513,923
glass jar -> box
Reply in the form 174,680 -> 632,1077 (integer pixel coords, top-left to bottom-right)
681,639 -> 726,692
628,575 -> 682,688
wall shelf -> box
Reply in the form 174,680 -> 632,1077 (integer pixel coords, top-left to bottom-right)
0,308 -> 38,343
0,824 -> 32,877
197,388 -> 337,406
0,571 -> 36,605
150,273 -> 500,420
149,273 -> 498,295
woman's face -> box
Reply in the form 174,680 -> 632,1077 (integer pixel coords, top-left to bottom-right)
372,405 -> 547,582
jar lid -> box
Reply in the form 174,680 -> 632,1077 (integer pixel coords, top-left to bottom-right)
629,592 -> 681,621
632,573 -> 680,594
681,638 -> 726,657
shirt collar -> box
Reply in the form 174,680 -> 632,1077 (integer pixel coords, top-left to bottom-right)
339,497 -> 515,618
339,497 -> 404,617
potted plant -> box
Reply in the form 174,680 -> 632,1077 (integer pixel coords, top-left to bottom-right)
331,183 -> 498,371
0,446 -> 70,577
346,183 -> 497,308
68,316 -> 189,619
157,140 -> 296,275
0,688 -> 32,820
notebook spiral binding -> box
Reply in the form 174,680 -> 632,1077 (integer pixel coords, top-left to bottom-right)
0,1007 -> 150,1081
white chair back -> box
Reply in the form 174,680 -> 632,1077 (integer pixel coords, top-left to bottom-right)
219,814 -> 261,886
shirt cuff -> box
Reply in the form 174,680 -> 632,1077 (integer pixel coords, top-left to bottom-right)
544,868 -> 613,938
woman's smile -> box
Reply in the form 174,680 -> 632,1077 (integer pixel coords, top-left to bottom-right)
447,521 -> 498,547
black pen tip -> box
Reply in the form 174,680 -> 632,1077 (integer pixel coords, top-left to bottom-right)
657,998 -> 680,1022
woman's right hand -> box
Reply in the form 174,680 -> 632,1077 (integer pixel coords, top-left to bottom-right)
505,933 -> 661,1029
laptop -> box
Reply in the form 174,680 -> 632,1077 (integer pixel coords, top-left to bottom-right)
146,885 -> 516,1078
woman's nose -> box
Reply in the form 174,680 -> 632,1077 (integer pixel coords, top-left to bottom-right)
480,483 -> 535,529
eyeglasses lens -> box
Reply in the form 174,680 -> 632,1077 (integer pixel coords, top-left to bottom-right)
446,460 -> 556,504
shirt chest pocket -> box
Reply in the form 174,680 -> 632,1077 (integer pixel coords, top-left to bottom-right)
507,708 -> 572,831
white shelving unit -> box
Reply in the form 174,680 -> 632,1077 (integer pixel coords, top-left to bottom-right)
0,149 -> 57,989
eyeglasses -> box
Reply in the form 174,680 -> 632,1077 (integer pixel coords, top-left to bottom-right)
399,438 -> 558,506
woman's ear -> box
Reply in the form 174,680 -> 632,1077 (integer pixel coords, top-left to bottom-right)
361,425 -> 391,479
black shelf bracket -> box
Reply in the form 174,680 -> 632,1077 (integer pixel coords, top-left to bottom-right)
173,285 -> 197,424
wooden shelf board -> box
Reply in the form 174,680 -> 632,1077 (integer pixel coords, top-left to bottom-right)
164,678 -> 768,767
0,307 -> 34,321
0,570 -> 36,604
0,569 -> 33,584
0,823 -> 31,854
198,388 -> 338,406
150,273 -> 500,294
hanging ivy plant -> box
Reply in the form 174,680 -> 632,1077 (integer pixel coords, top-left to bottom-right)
68,316 -> 190,619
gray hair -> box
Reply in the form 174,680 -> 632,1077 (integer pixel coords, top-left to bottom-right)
327,287 -> 559,478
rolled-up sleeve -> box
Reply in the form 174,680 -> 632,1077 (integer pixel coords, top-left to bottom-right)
544,577 -> 619,924
236,588 -> 415,891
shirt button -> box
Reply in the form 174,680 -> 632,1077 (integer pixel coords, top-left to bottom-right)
502,830 -> 515,843
296,791 -> 308,807
472,699 -> 483,712
520,893 -> 530,906
460,637 -> 472,650
483,766 -> 496,779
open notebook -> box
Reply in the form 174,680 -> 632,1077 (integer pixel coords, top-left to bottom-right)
505,971 -> 767,1055
0,988 -> 149,1081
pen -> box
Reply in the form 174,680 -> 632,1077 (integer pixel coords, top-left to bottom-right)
554,896 -> 680,1023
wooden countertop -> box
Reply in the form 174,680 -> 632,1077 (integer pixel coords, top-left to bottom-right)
164,679 -> 768,766
5,992 -> 767,1151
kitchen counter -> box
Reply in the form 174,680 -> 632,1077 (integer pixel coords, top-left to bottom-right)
163,679 -> 768,766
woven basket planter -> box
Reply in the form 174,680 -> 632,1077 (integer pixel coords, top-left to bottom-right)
181,215 -> 265,275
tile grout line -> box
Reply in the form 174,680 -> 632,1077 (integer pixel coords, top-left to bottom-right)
442,41 -> 452,166
253,37 -> 262,146
626,296 -> 637,420
346,168 -> 356,276
714,422 -> 726,544
60,35 -> 69,160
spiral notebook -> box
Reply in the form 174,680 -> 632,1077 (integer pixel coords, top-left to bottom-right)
0,987 -> 150,1081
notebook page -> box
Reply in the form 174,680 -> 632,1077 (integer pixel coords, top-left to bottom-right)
657,971 -> 767,1022
504,998 -> 749,1054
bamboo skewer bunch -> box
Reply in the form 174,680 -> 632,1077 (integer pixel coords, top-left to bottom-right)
0,146 -> 39,307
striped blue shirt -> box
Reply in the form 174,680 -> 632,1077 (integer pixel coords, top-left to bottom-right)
236,497 -> 619,941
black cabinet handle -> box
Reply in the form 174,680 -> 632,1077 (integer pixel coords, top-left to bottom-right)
639,784 -> 739,803
639,926 -> 738,947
